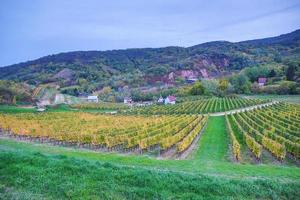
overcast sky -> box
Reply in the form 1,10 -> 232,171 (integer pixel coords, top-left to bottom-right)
1,0 -> 300,66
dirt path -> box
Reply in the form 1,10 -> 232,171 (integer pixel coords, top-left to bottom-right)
206,101 -> 278,116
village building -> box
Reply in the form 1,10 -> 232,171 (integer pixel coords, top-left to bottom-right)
87,95 -> 99,103
37,107 -> 46,112
105,111 -> 118,114
36,101 -> 47,112
124,97 -> 133,104
186,77 -> 198,84
258,77 -> 267,86
157,96 -> 164,104
164,95 -> 176,105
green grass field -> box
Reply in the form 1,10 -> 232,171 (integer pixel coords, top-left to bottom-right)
194,117 -> 229,161
1,116 -> 299,199
0,105 -> 37,113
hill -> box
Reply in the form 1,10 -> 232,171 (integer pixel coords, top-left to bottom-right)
0,29 -> 299,93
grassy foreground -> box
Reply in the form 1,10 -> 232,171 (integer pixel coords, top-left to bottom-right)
1,149 -> 299,200
0,116 -> 300,199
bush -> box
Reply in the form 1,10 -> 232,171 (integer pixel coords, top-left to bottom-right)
190,81 -> 205,95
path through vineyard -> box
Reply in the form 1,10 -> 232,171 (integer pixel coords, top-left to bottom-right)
208,101 -> 277,116
192,116 -> 229,162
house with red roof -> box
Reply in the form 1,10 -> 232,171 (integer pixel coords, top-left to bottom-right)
258,77 -> 267,86
164,95 -> 176,105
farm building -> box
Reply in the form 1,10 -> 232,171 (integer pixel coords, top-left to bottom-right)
164,95 -> 176,105
37,107 -> 46,112
186,78 -> 198,84
157,96 -> 164,104
124,97 -> 133,104
87,96 -> 99,103
258,77 -> 267,86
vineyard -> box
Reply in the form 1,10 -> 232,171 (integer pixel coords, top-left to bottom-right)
0,112 -> 207,156
70,102 -> 128,111
0,97 -> 299,163
129,96 -> 269,115
226,102 -> 300,161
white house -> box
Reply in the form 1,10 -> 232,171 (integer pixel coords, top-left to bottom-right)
124,97 -> 133,104
164,95 -> 176,105
157,96 -> 164,104
87,96 -> 99,103
186,78 -> 198,84
37,107 -> 46,112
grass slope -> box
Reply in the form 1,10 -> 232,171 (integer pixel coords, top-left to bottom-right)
1,146 -> 299,200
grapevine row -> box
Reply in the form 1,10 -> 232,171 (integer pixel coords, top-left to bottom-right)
129,97 -> 269,115
225,115 -> 241,161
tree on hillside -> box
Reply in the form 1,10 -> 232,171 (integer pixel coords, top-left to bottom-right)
101,86 -> 112,95
190,81 -> 205,95
177,86 -> 191,96
201,79 -> 218,95
229,74 -> 251,94
286,64 -> 296,81
218,79 -> 229,91
269,69 -> 277,77
243,66 -> 270,82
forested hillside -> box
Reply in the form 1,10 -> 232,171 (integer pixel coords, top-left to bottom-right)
0,29 -> 299,93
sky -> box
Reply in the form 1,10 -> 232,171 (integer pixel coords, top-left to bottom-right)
0,0 -> 300,67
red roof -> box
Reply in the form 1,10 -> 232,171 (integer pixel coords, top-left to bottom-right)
258,77 -> 267,83
167,95 -> 176,102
